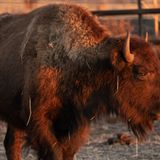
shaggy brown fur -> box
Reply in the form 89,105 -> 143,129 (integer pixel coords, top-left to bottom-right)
1,4 -> 160,160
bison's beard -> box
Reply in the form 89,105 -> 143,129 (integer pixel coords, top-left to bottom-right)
117,101 -> 157,140
112,79 -> 160,140
127,118 -> 153,140
126,105 -> 160,140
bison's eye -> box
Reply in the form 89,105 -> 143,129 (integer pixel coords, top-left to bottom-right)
133,65 -> 149,80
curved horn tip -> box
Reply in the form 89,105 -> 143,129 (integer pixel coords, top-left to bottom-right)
123,31 -> 134,63
145,32 -> 149,42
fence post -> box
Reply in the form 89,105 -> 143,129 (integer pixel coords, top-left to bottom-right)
138,0 -> 142,36
153,0 -> 159,39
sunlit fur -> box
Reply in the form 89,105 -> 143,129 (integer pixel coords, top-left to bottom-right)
1,4 -> 160,160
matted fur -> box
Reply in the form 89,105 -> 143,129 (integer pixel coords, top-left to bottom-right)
1,4 -> 160,160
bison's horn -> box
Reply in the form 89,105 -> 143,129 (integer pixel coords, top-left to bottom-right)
145,32 -> 149,42
123,32 -> 134,63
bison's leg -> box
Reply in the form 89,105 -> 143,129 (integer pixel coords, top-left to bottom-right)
60,123 -> 90,160
4,125 -> 25,160
30,111 -> 63,160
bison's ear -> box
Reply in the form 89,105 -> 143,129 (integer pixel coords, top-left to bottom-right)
110,50 -> 126,71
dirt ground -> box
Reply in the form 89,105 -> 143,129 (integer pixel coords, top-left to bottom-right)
0,120 -> 160,160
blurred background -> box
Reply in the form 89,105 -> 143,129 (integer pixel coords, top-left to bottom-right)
0,0 -> 160,41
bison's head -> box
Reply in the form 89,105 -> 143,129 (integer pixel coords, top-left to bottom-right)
106,33 -> 160,139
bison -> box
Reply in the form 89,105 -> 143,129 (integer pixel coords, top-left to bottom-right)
1,4 -> 160,160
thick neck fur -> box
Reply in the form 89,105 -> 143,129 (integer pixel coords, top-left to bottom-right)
55,38 -> 117,121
